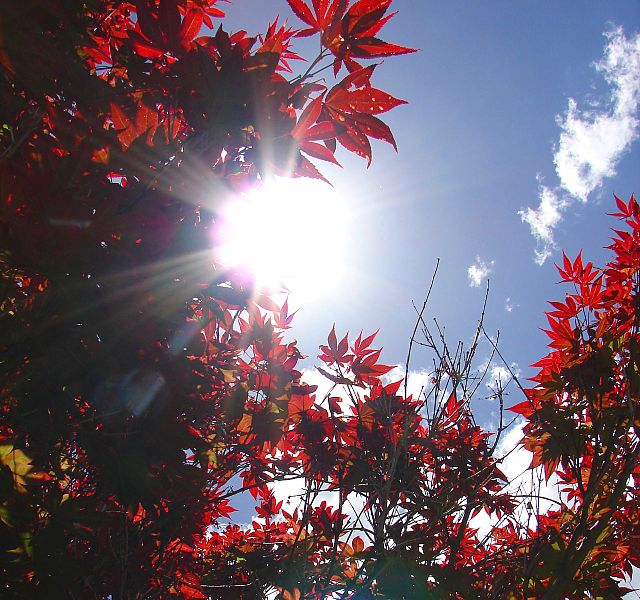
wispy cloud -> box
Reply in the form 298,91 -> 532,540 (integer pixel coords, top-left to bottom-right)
467,256 -> 493,287
521,27 -> 640,264
520,183 -> 570,265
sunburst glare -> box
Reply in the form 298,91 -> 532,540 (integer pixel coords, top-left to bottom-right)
214,178 -> 349,302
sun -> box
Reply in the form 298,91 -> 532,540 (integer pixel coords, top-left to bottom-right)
213,177 -> 349,302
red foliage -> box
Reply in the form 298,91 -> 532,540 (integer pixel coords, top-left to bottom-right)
508,193 -> 640,598
0,0 -> 638,598
0,0 -> 413,596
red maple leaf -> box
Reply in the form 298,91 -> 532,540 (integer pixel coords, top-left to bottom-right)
324,0 -> 416,74
325,65 -> 406,163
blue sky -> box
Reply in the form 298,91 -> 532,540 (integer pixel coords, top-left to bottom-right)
222,1 -> 640,425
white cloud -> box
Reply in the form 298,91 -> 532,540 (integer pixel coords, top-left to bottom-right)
467,256 -> 493,287
522,27 -> 640,264
488,365 -> 509,387
505,297 -> 517,312
383,365 -> 432,400
483,361 -> 521,396
494,421 -> 529,479
519,183 -> 569,265
556,28 -> 640,201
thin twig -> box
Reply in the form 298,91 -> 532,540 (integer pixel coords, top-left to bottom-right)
404,259 -> 439,402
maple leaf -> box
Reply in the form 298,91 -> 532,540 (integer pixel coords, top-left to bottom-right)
259,18 -> 304,72
133,0 -> 223,55
351,348 -> 393,384
290,94 -> 344,167
286,0 -> 348,37
289,386 -> 318,421
319,324 -> 351,365
179,10 -> 205,48
255,493 -> 283,517
287,0 -> 415,74
282,588 -> 301,600
0,445 -> 44,490
272,297 -> 298,329
190,0 -> 225,28
351,329 -> 380,360
110,102 -> 159,150
214,499 -> 238,519
325,65 -> 406,163
509,398 -> 537,419
325,0 -> 416,73
609,192 -> 638,219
